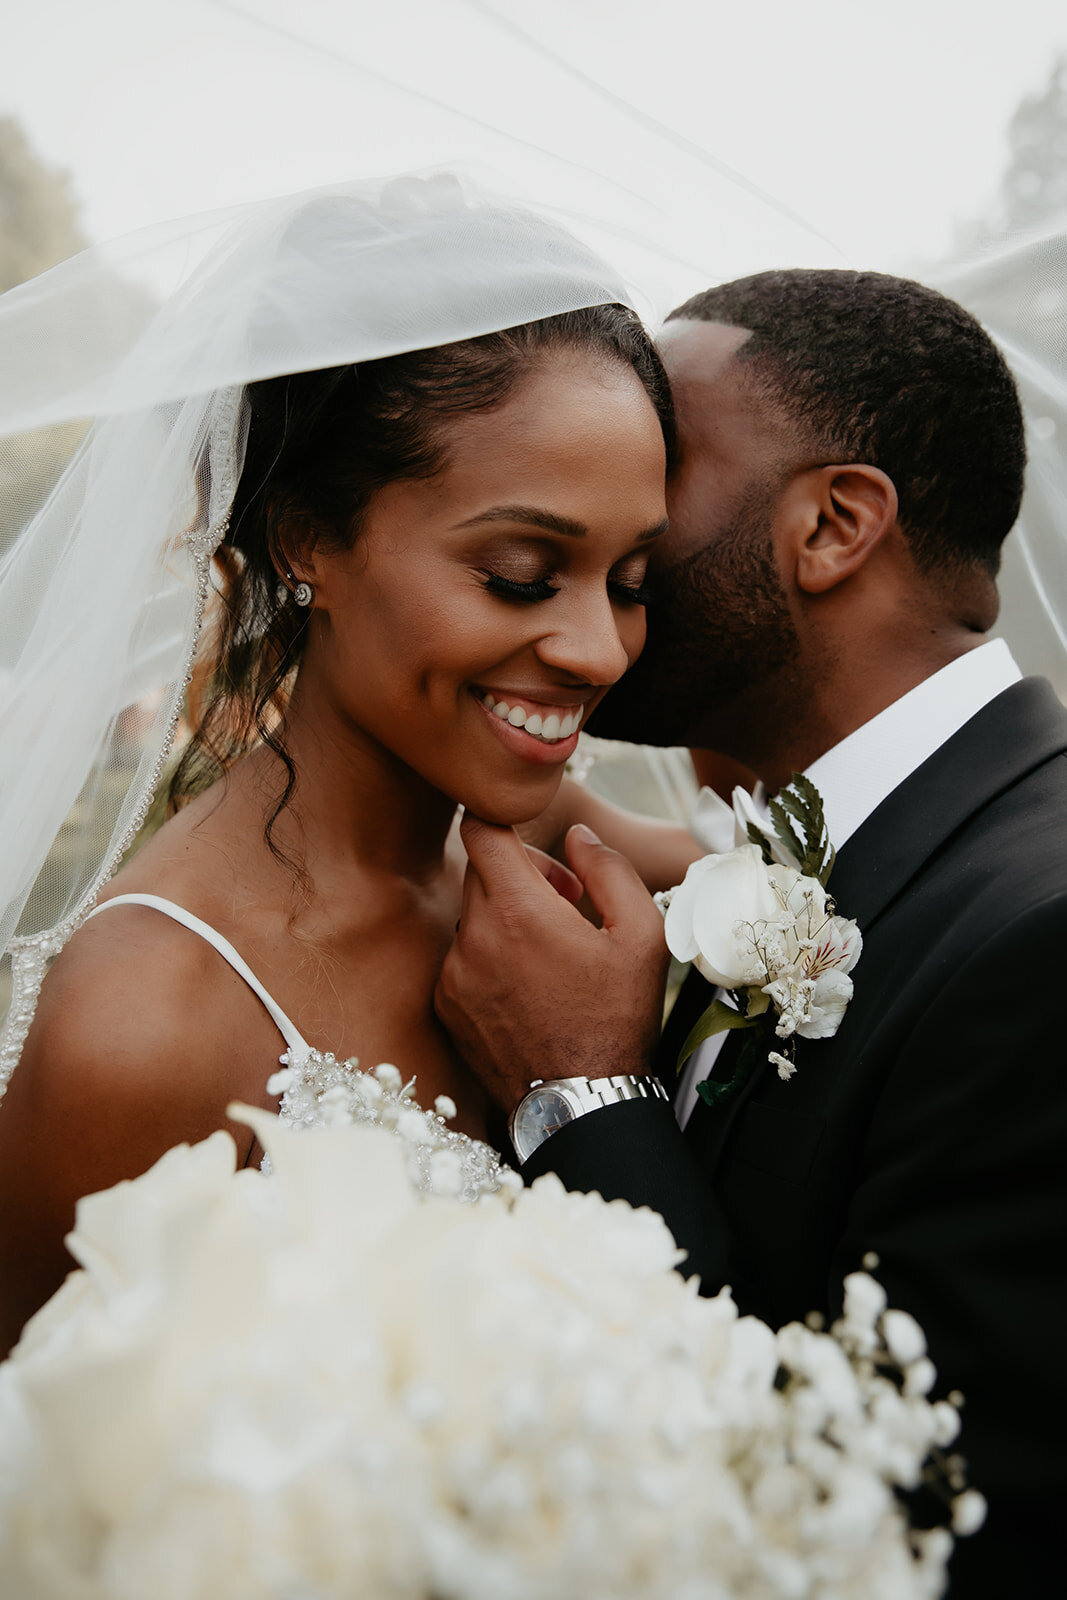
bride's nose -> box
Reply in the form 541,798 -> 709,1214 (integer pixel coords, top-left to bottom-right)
533,587 -> 636,686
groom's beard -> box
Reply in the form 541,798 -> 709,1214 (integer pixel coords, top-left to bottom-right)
588,490 -> 799,752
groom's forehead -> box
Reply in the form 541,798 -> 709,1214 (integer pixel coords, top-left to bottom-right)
656,320 -> 772,459
655,320 -> 753,390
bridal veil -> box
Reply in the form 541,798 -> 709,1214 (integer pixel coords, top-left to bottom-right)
0,174 -> 636,1092
0,165 -> 1065,1102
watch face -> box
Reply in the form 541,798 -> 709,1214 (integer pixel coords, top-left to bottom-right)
512,1085 -> 576,1163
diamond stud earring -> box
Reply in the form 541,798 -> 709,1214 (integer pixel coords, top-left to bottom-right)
293,581 -> 313,607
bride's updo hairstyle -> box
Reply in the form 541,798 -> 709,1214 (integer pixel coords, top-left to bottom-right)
173,307 -> 673,841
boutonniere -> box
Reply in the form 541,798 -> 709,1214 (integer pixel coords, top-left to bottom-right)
656,776 -> 862,1108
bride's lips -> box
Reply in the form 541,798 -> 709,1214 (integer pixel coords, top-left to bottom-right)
470,686 -> 588,765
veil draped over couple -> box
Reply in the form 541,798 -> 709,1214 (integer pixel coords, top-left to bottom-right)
0,171 -> 1065,1597
0,176 -> 701,1318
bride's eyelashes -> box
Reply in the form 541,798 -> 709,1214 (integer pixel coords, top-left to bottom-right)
480,571 -> 655,606
482,572 -> 561,603
612,577 -> 656,607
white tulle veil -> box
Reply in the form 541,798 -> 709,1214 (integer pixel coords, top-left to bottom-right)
0,79 -> 1065,1103
933,227 -> 1067,699
0,173 -> 638,1093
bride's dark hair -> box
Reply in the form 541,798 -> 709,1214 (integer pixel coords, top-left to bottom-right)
171,305 -> 673,857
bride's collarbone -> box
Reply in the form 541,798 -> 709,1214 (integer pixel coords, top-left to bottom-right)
79,864 -> 475,1123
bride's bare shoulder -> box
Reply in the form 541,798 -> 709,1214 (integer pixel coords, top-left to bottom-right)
0,895 -> 272,1354
8,895 -> 276,1168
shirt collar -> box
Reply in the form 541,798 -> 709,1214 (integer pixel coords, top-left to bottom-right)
796,639 -> 1022,851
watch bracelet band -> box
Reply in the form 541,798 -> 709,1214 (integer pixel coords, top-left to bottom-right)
544,1073 -> 669,1111
509,1072 -> 669,1162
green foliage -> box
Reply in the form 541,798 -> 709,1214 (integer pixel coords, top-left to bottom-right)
746,822 -> 775,866
676,986 -> 770,1074
677,998 -> 753,1074
695,1029 -> 763,1110
754,773 -> 835,886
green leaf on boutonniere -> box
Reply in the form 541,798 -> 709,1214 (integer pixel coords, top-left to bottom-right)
677,997 -> 757,1074
768,798 -> 806,868
746,822 -> 776,866
752,773 -> 836,887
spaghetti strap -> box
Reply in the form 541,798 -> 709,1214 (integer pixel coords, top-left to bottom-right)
87,893 -> 312,1061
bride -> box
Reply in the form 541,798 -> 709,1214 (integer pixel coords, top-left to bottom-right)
0,178 -> 701,1350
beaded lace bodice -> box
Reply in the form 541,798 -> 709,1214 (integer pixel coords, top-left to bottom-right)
87,894 -> 510,1202
268,1050 -> 508,1201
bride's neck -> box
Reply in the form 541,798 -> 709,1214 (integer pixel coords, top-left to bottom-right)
251,681 -> 458,885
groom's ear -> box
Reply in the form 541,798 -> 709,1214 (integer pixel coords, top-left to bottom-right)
785,463 -> 899,596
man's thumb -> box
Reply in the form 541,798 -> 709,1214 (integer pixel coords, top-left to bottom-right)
459,811 -> 537,892
564,823 -> 655,931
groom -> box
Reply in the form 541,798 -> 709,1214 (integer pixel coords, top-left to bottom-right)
435,270 -> 1067,1595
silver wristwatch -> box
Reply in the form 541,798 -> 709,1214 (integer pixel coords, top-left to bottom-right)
509,1073 -> 669,1164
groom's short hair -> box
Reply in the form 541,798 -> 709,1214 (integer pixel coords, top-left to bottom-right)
668,270 -> 1026,579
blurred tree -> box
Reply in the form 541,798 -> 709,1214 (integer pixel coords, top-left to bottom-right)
998,54 -> 1067,231
0,119 -> 89,552
0,116 -> 87,292
953,53 -> 1067,256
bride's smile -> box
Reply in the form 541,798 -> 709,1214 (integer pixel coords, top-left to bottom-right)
286,350 -> 668,828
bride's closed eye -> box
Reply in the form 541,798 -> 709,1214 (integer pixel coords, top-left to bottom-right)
607,554 -> 655,607
608,572 -> 655,607
479,557 -> 654,607
481,570 -> 654,607
482,572 -> 561,602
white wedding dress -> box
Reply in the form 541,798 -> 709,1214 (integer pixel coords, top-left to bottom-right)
88,894 -> 509,1201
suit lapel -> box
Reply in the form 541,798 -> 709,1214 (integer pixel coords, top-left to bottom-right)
827,678 -> 1067,936
664,678 -> 1067,1175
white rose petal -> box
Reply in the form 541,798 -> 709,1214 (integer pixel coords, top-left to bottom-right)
663,845 -> 780,988
766,863 -> 829,929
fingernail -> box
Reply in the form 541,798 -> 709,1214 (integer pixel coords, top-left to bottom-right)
570,823 -> 601,845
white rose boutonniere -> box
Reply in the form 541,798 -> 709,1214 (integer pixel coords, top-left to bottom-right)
657,775 -> 862,1106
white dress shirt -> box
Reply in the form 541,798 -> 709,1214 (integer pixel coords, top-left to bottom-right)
675,639 -> 1023,1127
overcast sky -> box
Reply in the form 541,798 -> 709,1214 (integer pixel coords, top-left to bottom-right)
5,0 -> 1067,309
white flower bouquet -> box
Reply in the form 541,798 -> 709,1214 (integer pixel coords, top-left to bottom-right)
0,1096 -> 975,1600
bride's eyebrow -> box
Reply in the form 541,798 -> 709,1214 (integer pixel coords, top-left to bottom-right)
455,505 -> 668,542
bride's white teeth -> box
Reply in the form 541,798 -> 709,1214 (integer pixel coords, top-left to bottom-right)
479,693 -> 584,742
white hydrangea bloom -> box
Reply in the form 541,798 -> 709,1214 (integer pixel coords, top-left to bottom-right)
0,1105 -> 970,1600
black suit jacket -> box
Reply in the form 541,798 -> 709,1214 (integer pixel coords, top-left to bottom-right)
524,678 -> 1067,1596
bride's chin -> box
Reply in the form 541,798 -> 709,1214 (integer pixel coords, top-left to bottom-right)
454,778 -> 564,830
